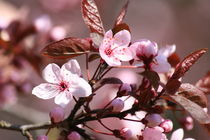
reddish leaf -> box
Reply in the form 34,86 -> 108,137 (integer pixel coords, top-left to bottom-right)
88,53 -> 100,62
81,0 -> 105,36
101,77 -> 123,85
140,70 -> 160,90
170,95 -> 210,124
112,23 -> 130,35
114,0 -> 130,26
170,48 -> 207,80
167,53 -> 180,67
179,83 -> 207,107
203,123 -> 210,135
196,71 -> 210,94
41,37 -> 95,59
165,79 -> 181,95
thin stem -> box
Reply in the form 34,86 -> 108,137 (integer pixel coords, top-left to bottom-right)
85,53 -> 91,81
84,124 -> 113,136
98,120 -> 113,132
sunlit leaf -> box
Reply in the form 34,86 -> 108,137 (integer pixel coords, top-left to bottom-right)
179,83 -> 207,107
170,48 -> 207,80
196,71 -> 210,94
81,0 -> 104,35
41,37 -> 95,59
114,0 -> 130,26
169,95 -> 210,124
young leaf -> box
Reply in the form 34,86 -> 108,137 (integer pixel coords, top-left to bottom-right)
88,53 -> 100,62
169,95 -> 210,124
170,48 -> 207,80
179,83 -> 208,107
100,77 -> 123,85
140,70 -> 160,90
114,0 -> 130,26
81,0 -> 105,46
112,23 -> 130,35
196,71 -> 210,94
165,79 -> 181,95
41,37 -> 95,59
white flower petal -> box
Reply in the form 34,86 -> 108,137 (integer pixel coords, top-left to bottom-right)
114,47 -> 133,61
151,54 -> 171,73
159,44 -> 176,58
170,128 -> 184,140
71,77 -> 92,98
32,83 -> 60,99
42,63 -> 61,83
113,30 -> 131,47
54,91 -> 72,107
61,59 -> 81,76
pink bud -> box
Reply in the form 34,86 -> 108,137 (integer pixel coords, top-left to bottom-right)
142,127 -> 167,140
34,15 -> 52,32
180,116 -> 194,130
160,119 -> 173,132
145,114 -> 162,127
67,131 -> 81,140
49,106 -> 65,123
120,83 -> 132,92
37,135 -> 48,140
130,39 -> 158,60
120,128 -> 133,140
110,98 -> 124,112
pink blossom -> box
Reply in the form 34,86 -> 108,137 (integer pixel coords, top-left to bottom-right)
120,128 -> 133,140
170,128 -> 195,140
49,106 -> 65,123
110,98 -> 124,112
32,59 -> 92,107
67,131 -> 81,140
160,119 -> 173,133
130,39 -> 158,60
145,113 -> 163,127
142,127 -> 167,140
37,135 -> 48,140
99,30 -> 133,66
0,84 -> 17,107
151,45 -> 176,73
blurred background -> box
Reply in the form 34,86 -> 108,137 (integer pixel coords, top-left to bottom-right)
0,0 -> 209,139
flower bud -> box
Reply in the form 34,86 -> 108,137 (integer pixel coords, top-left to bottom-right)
110,98 -> 124,112
142,127 -> 166,140
120,83 -> 132,92
67,131 -> 81,140
160,119 -> 173,132
37,135 -> 48,140
180,116 -> 193,130
120,128 -> 133,140
130,39 -> 158,60
49,106 -> 65,123
145,113 -> 162,127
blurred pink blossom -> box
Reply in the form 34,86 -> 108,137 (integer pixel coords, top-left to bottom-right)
67,131 -> 81,140
142,126 -> 167,140
49,106 -> 65,123
36,135 -> 48,140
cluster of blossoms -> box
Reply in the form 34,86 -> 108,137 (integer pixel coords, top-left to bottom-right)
31,28 -> 195,140
99,29 -> 175,73
1,1 -> 208,140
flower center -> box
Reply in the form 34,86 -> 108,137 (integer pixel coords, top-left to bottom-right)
104,47 -> 113,56
59,81 -> 68,91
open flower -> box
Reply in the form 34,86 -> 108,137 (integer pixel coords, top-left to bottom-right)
151,45 -> 176,73
99,30 -> 133,66
32,59 -> 92,107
